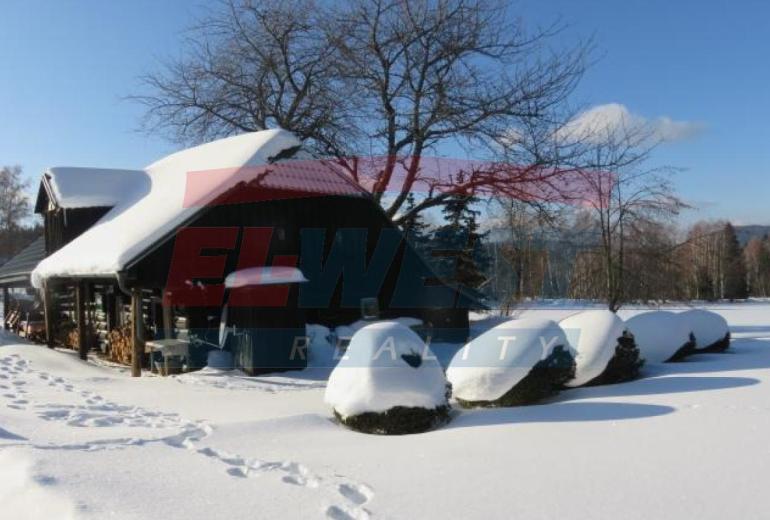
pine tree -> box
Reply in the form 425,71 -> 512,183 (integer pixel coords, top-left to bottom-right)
430,193 -> 490,290
401,194 -> 431,245
722,223 -> 748,299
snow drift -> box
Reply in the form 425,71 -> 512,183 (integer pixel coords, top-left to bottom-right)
447,317 -> 575,407
679,309 -> 730,352
624,311 -> 695,363
560,310 -> 627,387
324,321 -> 450,434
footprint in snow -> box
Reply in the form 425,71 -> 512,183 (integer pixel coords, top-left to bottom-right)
281,462 -> 320,488
338,483 -> 374,506
1,354 -> 377,519
226,467 -> 248,478
325,504 -> 371,520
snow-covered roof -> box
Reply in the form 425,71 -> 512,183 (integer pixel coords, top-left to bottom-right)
224,267 -> 308,288
32,129 -> 365,288
38,167 -> 146,210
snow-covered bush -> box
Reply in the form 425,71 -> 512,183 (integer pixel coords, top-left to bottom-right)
624,311 -> 695,363
324,321 -> 450,435
560,310 -> 642,387
447,318 -> 575,407
587,330 -> 644,385
679,309 -> 730,352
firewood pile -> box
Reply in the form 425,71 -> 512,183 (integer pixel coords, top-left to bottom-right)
106,325 -> 133,365
56,320 -> 77,350
106,322 -> 152,366
65,329 -> 79,350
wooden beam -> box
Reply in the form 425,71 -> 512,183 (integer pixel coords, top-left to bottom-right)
2,288 -> 9,331
84,283 -> 95,351
43,283 -> 55,348
130,287 -> 144,377
75,282 -> 87,361
115,291 -> 123,327
162,289 -> 173,339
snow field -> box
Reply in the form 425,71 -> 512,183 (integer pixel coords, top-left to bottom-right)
2,302 -> 767,519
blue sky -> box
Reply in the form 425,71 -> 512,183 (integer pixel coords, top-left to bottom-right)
1,0 -> 768,224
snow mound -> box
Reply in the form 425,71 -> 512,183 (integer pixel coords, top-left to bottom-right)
324,321 -> 449,433
679,309 -> 730,351
560,310 -> 626,387
335,317 -> 423,337
446,317 -> 575,406
624,311 -> 694,363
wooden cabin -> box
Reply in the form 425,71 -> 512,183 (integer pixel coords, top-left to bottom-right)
31,130 -> 476,376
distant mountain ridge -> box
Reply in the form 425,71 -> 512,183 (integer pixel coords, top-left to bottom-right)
735,225 -> 770,245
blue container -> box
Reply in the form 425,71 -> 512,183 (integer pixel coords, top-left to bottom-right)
207,349 -> 234,370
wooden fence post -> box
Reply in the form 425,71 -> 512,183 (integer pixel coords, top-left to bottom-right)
131,287 -> 144,377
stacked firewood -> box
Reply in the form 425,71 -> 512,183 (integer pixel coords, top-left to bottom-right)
65,329 -> 79,350
106,325 -> 133,365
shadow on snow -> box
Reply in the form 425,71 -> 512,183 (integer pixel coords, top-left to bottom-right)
446,401 -> 675,429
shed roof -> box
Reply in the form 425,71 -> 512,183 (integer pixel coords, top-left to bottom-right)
31,129 -> 367,287
35,167 -> 146,212
0,236 -> 45,287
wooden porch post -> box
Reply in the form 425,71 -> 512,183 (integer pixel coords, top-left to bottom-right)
131,288 -> 144,377
115,291 -> 123,327
2,287 -> 9,330
84,283 -> 94,351
75,281 -> 87,360
162,288 -> 173,339
43,283 -> 55,348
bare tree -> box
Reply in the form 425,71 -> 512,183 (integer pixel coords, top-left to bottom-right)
135,0 -> 353,154
0,165 -> 29,232
135,0 -> 589,221
745,236 -> 770,297
564,120 -> 687,311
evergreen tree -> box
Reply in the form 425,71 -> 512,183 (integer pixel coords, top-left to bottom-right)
400,193 -> 431,247
429,193 -> 490,290
722,223 -> 748,299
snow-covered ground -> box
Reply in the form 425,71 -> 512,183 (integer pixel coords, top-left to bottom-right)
2,301 -> 770,519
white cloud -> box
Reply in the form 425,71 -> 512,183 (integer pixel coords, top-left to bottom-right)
559,103 -> 704,144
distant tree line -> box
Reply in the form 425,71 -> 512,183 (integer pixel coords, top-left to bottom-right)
477,214 -> 758,310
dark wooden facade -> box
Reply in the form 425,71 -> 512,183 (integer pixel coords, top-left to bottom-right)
37,179 -> 474,376
41,207 -> 111,256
